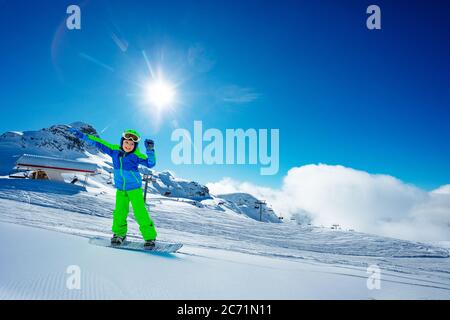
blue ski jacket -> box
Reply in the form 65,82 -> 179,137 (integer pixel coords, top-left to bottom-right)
82,134 -> 156,191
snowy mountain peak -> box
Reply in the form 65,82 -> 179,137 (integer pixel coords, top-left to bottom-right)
68,122 -> 98,134
0,131 -> 23,138
0,122 -> 108,179
218,193 -> 281,223
0,122 -> 100,156
147,170 -> 212,201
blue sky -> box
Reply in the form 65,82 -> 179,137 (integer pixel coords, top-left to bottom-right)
0,0 -> 449,190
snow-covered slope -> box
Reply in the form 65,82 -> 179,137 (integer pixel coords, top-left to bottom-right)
2,221 -> 448,299
1,122 -> 450,299
0,192 -> 449,299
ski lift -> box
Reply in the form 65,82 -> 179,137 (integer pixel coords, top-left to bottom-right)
107,172 -> 113,184
8,168 -> 29,179
14,154 -> 97,186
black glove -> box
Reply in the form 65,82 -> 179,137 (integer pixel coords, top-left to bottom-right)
145,139 -> 155,151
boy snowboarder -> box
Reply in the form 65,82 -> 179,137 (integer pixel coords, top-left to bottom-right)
70,127 -> 157,249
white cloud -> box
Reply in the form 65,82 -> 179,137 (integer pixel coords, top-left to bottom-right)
207,164 -> 450,242
432,184 -> 450,195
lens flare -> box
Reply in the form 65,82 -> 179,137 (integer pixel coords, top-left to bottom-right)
146,80 -> 176,108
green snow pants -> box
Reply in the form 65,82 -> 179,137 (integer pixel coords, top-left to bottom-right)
112,188 -> 157,241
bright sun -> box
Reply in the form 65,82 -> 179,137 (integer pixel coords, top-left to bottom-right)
146,80 -> 176,109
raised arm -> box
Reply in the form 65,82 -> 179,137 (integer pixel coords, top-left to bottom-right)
135,139 -> 156,168
135,149 -> 156,168
69,128 -> 118,157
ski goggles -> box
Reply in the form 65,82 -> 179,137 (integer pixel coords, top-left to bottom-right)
122,132 -> 141,142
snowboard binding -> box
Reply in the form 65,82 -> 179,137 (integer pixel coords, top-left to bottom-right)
111,234 -> 126,246
144,239 -> 156,250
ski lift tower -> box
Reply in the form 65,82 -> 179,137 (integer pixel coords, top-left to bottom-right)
255,200 -> 266,222
143,173 -> 157,202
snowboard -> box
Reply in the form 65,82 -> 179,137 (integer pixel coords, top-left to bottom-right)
89,236 -> 183,253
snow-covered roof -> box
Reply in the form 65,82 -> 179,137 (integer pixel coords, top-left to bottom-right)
16,154 -> 97,174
